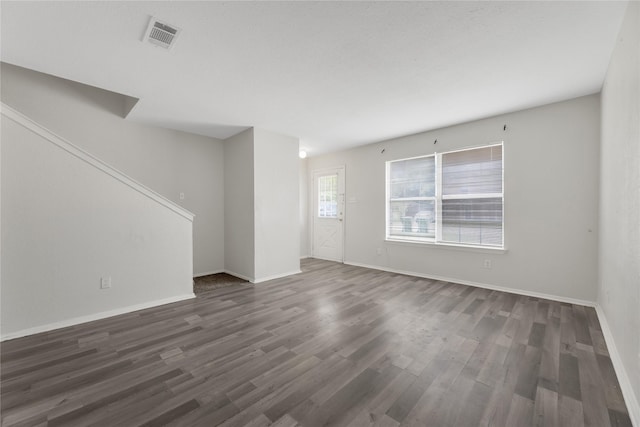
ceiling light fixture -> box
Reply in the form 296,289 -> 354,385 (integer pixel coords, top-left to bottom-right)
299,150 -> 307,159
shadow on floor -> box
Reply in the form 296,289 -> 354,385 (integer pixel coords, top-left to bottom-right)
193,273 -> 249,294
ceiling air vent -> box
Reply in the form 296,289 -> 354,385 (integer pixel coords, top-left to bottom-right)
143,17 -> 181,50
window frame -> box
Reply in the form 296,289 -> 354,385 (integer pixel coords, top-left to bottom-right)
386,154 -> 437,240
385,142 -> 504,250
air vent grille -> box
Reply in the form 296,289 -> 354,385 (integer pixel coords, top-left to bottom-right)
143,18 -> 181,50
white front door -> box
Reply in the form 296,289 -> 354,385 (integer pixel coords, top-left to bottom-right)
312,167 -> 345,262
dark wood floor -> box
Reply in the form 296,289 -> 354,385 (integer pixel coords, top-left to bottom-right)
1,259 -> 632,426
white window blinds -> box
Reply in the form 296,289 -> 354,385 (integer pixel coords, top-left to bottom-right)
388,156 -> 436,238
386,143 -> 504,248
441,145 -> 503,246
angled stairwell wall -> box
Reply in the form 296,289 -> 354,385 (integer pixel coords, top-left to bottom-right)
0,63 -> 225,278
1,105 -> 195,340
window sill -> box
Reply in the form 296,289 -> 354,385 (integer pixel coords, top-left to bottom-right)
385,238 -> 507,254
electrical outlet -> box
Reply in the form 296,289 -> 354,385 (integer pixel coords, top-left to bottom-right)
179,192 -> 185,200
376,248 -> 383,255
483,259 -> 492,269
100,277 -> 111,289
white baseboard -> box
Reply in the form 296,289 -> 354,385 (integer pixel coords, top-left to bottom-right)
343,261 -> 596,307
0,293 -> 195,342
253,270 -> 302,284
223,270 -> 255,283
312,255 -> 344,263
193,269 -> 224,278
595,304 -> 640,427
223,269 -> 302,284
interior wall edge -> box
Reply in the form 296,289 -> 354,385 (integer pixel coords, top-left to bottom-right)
596,304 -> 640,427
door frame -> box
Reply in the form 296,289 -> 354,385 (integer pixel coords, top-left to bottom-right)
311,165 -> 346,262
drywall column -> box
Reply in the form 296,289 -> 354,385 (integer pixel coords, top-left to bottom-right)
224,129 -> 256,281
253,129 -> 300,281
223,128 -> 300,282
598,2 -> 640,423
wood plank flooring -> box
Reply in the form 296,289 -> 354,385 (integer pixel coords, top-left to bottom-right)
1,259 -> 632,426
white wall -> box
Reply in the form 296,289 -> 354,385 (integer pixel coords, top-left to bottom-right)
598,1 -> 640,422
223,128 -> 300,282
307,95 -> 600,302
0,63 -> 225,276
224,129 -> 256,281
300,158 -> 309,258
1,110 -> 194,339
253,129 -> 300,281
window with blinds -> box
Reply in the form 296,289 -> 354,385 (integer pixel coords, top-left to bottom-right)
386,143 -> 503,248
388,156 -> 436,238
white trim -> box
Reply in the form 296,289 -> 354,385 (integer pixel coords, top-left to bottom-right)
312,255 -> 344,263
595,304 -> 640,427
385,238 -> 507,254
223,270 -> 255,283
300,255 -> 310,260
197,269 -> 303,284
193,269 -> 225,278
435,152 -> 442,241
0,293 -> 196,342
253,270 -> 302,284
1,103 -> 195,222
441,141 -> 504,156
221,269 -> 302,284
343,261 -> 595,307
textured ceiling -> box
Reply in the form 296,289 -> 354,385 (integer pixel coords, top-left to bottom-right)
0,1 -> 628,155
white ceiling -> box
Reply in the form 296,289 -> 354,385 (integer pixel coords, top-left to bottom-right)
1,1 -> 628,156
